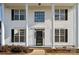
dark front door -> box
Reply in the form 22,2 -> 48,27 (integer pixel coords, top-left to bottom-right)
36,30 -> 44,46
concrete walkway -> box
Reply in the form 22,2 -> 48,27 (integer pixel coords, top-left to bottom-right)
27,49 -> 45,55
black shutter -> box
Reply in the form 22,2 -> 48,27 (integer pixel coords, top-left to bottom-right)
65,29 -> 68,42
65,9 -> 68,20
11,9 -> 14,20
11,29 -> 14,42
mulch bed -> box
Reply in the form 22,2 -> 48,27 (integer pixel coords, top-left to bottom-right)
0,52 -> 26,55
0,45 -> 34,55
45,48 -> 76,53
0,46 -> 79,54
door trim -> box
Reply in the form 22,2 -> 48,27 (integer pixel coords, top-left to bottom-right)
35,29 -> 45,46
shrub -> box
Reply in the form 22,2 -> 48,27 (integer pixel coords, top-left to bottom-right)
11,45 -> 23,53
22,47 -> 28,53
62,46 -> 67,49
0,46 -> 3,52
76,49 -> 79,53
0,45 -> 11,52
0,45 -> 32,54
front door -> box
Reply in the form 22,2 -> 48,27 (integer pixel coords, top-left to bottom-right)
35,29 -> 44,46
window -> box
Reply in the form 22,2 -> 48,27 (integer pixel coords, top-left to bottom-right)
55,29 -> 68,42
11,9 -> 26,20
55,9 -> 68,20
35,11 -> 45,22
11,29 -> 26,42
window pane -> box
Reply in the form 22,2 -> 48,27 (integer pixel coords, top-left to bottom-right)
55,29 -> 59,35
60,14 -> 65,20
35,12 -> 45,22
20,29 -> 25,42
55,15 -> 59,20
60,36 -> 64,42
55,9 -> 59,15
20,10 -> 25,20
55,36 -> 59,42
60,9 -> 65,20
14,29 -> 19,35
20,29 -> 25,35
14,10 -> 19,20
14,15 -> 19,20
14,36 -> 19,42
60,29 -> 64,35
60,10 -> 64,15
20,10 -> 25,15
20,15 -> 25,20
20,36 -> 25,42
14,10 -> 19,15
55,9 -> 59,20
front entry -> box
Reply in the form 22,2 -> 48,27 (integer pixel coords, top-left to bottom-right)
35,29 -> 44,46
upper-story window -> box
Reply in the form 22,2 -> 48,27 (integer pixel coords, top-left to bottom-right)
55,9 -> 68,20
11,9 -> 26,20
35,11 -> 45,22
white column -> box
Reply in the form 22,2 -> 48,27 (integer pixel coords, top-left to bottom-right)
1,3 -> 5,46
1,22 -> 5,46
51,3 -> 55,48
26,4 -> 28,46
74,4 -> 78,48
72,4 -> 78,48
78,3 -> 79,48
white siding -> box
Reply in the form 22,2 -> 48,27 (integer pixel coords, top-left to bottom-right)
28,6 -> 52,47
3,4 -> 77,48
54,6 -> 75,47
4,6 -> 27,45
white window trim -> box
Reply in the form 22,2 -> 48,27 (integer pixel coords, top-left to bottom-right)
34,10 -> 45,23
55,9 -> 68,21
13,9 -> 26,20
55,29 -> 68,43
13,29 -> 26,43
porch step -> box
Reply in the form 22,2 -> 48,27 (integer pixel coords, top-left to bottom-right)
28,49 -> 45,55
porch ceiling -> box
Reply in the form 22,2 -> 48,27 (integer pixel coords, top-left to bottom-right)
29,3 -> 75,6
5,3 -> 26,7
54,3 -> 76,6
5,3 -> 75,7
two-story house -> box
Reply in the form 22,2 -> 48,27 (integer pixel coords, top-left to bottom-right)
0,3 -> 79,49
